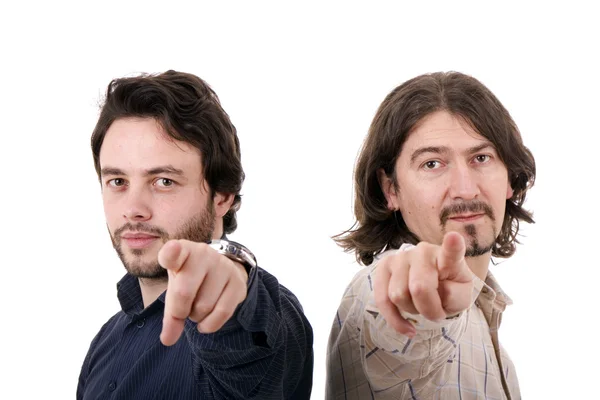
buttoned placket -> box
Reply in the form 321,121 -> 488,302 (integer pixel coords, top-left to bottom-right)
478,282 -> 513,400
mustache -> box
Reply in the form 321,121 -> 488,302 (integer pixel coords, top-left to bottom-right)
113,222 -> 168,239
440,201 -> 494,225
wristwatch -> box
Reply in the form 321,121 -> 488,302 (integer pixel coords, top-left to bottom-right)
208,239 -> 257,274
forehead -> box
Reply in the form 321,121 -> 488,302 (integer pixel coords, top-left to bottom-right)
99,118 -> 201,172
401,111 -> 491,154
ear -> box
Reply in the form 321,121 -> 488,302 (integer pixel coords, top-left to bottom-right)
506,179 -> 514,200
213,192 -> 235,218
377,168 -> 399,211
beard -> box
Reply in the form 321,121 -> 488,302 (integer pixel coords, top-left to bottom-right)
109,202 -> 215,280
439,200 -> 497,258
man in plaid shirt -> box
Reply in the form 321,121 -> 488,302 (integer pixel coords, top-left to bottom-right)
327,71 -> 534,399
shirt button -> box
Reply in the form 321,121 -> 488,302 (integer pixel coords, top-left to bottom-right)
137,319 -> 145,328
108,381 -> 116,391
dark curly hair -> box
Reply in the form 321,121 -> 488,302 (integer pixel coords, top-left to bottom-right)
91,70 -> 244,234
334,71 -> 535,265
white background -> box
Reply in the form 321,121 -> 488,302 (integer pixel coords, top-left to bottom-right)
2,1 -> 598,399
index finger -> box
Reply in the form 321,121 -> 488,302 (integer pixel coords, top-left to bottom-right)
437,232 -> 466,280
159,240 -> 192,346
158,240 -> 188,273
160,313 -> 185,346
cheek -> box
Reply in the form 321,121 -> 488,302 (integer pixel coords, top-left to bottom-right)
495,197 -> 508,218
155,196 -> 202,227
103,207 -> 122,234
399,192 -> 439,224
102,197 -> 118,219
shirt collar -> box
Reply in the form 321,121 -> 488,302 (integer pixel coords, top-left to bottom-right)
479,270 -> 513,311
116,273 -> 167,317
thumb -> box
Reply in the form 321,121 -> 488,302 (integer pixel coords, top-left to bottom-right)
437,232 -> 467,280
158,240 -> 187,273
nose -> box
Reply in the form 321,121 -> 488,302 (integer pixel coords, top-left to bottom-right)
447,163 -> 481,201
122,185 -> 152,222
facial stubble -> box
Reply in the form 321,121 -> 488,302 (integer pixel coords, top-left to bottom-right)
110,203 -> 215,280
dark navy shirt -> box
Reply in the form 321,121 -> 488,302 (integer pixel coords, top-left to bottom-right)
77,266 -> 313,399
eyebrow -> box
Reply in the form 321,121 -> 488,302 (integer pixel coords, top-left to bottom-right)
409,143 -> 495,165
100,165 -> 185,177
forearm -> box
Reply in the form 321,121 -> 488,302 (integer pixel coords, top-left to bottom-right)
185,268 -> 312,399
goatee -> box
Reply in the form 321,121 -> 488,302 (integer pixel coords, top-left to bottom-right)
440,200 -> 496,258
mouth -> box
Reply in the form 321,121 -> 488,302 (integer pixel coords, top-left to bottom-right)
448,213 -> 485,223
120,233 -> 160,249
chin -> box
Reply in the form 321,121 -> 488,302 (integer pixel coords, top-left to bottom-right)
465,246 -> 493,257
121,251 -> 166,279
126,263 -> 168,280
464,237 -> 495,257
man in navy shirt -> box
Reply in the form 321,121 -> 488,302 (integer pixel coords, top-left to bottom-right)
77,70 -> 313,399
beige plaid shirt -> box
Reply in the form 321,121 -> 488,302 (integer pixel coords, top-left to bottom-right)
326,245 -> 520,399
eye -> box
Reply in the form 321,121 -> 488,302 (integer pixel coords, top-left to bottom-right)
107,178 -> 126,187
422,160 -> 442,170
474,154 -> 491,163
155,178 -> 175,187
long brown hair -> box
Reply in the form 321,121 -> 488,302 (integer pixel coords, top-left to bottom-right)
334,72 -> 535,265
91,70 -> 244,234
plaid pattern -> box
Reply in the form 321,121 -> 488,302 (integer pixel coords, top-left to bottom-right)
326,244 -> 520,399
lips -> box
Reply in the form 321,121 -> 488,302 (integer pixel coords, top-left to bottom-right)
448,213 -> 485,222
121,233 -> 159,239
121,232 -> 160,249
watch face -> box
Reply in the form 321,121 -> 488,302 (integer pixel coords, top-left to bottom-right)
209,240 -> 256,269
225,243 -> 243,258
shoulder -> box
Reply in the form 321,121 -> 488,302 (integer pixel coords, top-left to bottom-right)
86,310 -> 128,351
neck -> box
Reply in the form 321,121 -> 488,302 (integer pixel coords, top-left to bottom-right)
465,252 -> 491,282
139,277 -> 168,308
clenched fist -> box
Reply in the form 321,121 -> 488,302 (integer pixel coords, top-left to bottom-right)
157,239 -> 249,346
373,232 -> 475,337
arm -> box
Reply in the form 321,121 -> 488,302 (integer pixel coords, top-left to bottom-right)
185,267 -> 313,399
362,262 -> 484,385
158,240 -> 313,399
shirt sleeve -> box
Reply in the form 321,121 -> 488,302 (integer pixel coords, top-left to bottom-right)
359,247 -> 484,388
183,266 -> 314,400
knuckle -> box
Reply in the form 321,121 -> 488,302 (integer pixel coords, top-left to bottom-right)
388,287 -> 409,304
193,301 -> 214,317
198,321 -> 218,334
415,242 -> 430,251
409,280 -> 429,296
199,313 -> 230,333
213,305 -> 233,320
198,242 -> 211,254
173,286 -> 195,303
415,241 -> 436,256
378,255 -> 392,269
387,259 -> 409,276
391,251 -> 409,264
381,252 -> 403,268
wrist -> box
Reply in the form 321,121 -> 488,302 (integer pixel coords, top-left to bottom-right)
208,239 -> 257,276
